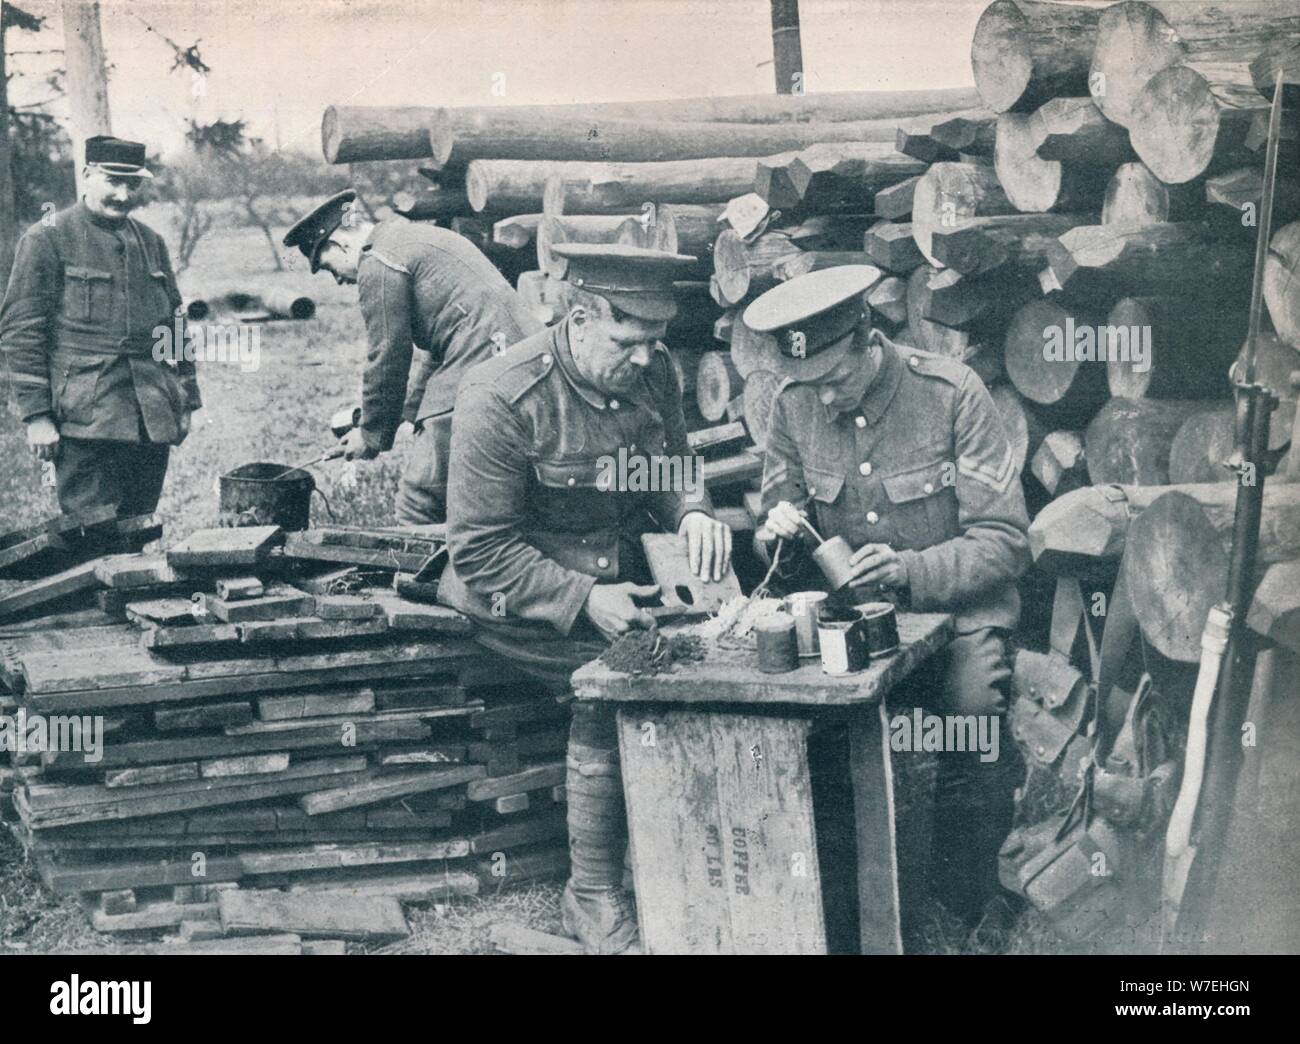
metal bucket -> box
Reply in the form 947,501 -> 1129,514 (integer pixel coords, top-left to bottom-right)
219,462 -> 315,530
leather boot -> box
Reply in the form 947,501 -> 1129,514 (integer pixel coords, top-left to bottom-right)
561,740 -> 639,954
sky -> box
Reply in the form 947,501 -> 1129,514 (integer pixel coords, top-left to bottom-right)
6,0 -> 987,159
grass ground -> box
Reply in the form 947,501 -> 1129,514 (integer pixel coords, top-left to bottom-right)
0,207 -> 1088,956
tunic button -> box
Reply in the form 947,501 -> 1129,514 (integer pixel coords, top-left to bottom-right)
596,556 -> 610,569
541,354 -> 552,365
855,416 -> 866,429
923,482 -> 934,494
909,356 -> 920,368
609,399 -> 620,410
867,511 -> 879,524
859,462 -> 872,476
566,476 -> 576,487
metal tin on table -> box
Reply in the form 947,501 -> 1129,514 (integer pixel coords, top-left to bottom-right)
784,591 -> 828,657
811,535 -> 856,590
755,611 -> 799,674
817,606 -> 869,675
859,601 -> 900,658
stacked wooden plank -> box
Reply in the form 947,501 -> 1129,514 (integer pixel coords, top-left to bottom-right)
0,524 -> 572,944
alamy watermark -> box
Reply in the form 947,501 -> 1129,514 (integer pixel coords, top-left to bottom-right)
0,708 -> 104,763
1042,317 -> 1151,373
153,309 -> 261,372
595,449 -> 706,503
888,709 -> 1000,763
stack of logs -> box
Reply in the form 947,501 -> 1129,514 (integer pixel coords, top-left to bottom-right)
328,84 -> 990,525
325,0 -> 1300,671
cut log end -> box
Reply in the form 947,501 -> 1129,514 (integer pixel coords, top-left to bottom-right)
1129,65 -> 1257,185
1102,162 -> 1169,226
970,0 -> 1038,114
1122,491 -> 1229,663
1090,1 -> 1187,129
712,229 -> 753,306
995,112 -> 1060,213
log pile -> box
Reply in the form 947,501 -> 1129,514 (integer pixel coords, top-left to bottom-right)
967,0 -> 1300,675
324,87 -> 992,528
318,0 -> 1300,656
0,523 -> 571,947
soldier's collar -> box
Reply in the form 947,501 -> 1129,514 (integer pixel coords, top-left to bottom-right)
851,331 -> 903,425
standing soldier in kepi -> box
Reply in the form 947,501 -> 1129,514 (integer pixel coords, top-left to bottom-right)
440,244 -> 733,953
283,190 -> 542,524
746,265 -> 1031,938
0,135 -> 200,519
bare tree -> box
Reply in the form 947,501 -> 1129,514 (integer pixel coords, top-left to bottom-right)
152,156 -> 214,274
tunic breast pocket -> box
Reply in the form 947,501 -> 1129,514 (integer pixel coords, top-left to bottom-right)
879,458 -> 957,550
533,457 -> 621,528
805,464 -> 848,531
62,267 -> 113,322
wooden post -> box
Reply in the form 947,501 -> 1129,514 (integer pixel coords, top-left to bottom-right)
0,3 -> 19,280
61,0 -> 113,195
770,0 -> 804,95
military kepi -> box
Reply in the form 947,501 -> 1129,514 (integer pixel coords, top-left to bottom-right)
84,135 -> 153,178
550,243 -> 697,321
283,189 -> 359,272
740,265 -> 881,380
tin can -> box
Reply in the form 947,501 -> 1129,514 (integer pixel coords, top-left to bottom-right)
859,601 -> 900,658
784,591 -> 828,657
811,536 -> 857,590
755,612 -> 799,674
818,606 -> 869,675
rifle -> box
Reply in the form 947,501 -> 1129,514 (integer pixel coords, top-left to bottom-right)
1161,69 -> 1287,944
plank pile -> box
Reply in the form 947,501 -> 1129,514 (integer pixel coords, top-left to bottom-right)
0,523 -> 572,947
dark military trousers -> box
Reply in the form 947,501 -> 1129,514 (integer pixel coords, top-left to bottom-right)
471,623 -> 626,894
891,626 -> 1022,926
55,436 -> 170,519
470,623 -> 615,747
395,413 -> 453,526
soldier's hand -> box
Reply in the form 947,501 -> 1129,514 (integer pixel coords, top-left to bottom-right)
341,427 -> 379,461
846,542 -> 908,590
762,500 -> 807,541
679,512 -> 732,582
178,409 -> 192,443
583,582 -> 659,639
26,416 -> 60,462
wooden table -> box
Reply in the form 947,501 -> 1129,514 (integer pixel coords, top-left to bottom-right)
571,611 -> 953,955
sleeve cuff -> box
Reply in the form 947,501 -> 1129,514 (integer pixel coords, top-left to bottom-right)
362,423 -> 395,453
554,571 -> 599,637
899,549 -> 930,608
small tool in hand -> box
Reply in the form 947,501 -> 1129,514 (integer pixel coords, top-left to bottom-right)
269,446 -> 344,481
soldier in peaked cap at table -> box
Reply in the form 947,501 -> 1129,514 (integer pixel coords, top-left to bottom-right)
0,135 -> 200,519
283,189 -> 542,524
439,243 -> 734,954
747,265 -> 1031,940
